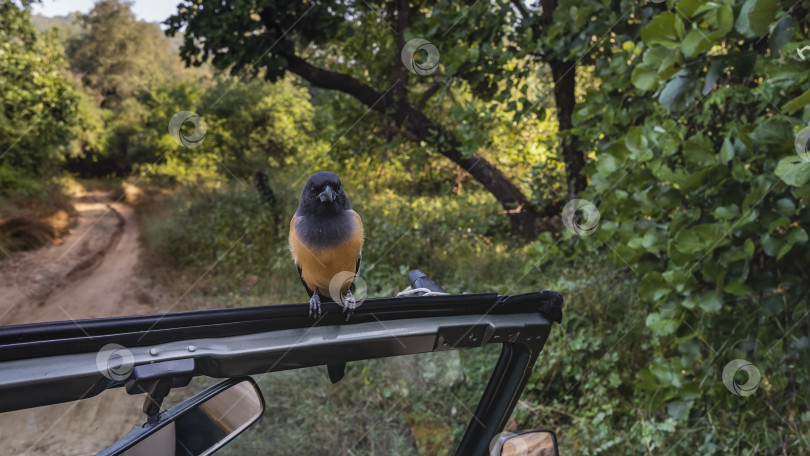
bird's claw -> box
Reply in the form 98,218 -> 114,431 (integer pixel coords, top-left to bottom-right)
341,289 -> 357,321
309,293 -> 322,318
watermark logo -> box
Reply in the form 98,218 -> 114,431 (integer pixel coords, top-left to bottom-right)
329,271 -> 368,312
15,263 -> 55,299
722,359 -> 761,396
523,0 -> 541,11
419,351 -> 463,388
98,31 -> 129,66
96,343 -> 135,381
794,126 -> 810,162
168,111 -> 207,148
797,45 -> 810,60
401,38 -> 440,76
562,199 -> 600,236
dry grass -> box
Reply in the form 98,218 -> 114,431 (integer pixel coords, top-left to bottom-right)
0,216 -> 61,252
0,181 -> 77,256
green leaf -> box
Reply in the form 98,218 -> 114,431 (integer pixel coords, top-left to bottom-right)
761,233 -> 783,257
677,0 -> 706,19
713,5 -> 734,32
625,126 -> 651,160
681,6 -> 734,57
663,269 -> 692,292
720,136 -> 735,163
667,400 -> 693,421
744,238 -> 755,259
659,70 -> 697,111
681,30 -> 713,57
632,65 -> 658,91
769,18 -> 796,55
775,156 -> 810,187
682,294 -> 698,309
713,204 -> 740,220
725,279 -> 752,296
683,138 -> 715,167
596,153 -> 620,174
641,13 -> 684,49
702,60 -> 722,95
639,272 -> 671,302
646,312 -> 680,335
698,291 -> 722,313
736,0 -> 757,37
781,87 -> 810,112
751,117 -> 792,145
674,227 -> 705,254
642,227 -> 668,251
775,198 -> 796,216
747,0 -> 778,37
777,242 -> 793,260
786,226 -> 809,245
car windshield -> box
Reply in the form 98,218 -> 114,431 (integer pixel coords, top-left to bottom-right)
0,347 -> 500,456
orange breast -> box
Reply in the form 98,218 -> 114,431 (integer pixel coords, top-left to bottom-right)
289,211 -> 364,298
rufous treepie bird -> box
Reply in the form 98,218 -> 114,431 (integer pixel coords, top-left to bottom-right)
289,171 -> 364,383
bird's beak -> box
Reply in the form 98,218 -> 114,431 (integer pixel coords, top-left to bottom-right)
318,185 -> 336,202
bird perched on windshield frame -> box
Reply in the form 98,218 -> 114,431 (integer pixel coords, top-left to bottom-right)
289,171 -> 364,320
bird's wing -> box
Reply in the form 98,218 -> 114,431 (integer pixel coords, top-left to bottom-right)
351,210 -> 364,277
290,215 -> 314,297
297,264 -> 314,297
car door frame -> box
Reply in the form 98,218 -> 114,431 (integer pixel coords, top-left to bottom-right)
0,290 -> 562,456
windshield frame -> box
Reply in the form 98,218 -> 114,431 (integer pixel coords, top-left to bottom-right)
0,290 -> 562,456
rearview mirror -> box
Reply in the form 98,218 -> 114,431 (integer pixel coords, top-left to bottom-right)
99,377 -> 264,456
491,430 -> 559,456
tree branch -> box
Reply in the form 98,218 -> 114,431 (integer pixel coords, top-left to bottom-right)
278,49 -> 559,234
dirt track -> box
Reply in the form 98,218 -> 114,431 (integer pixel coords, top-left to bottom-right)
0,191 -> 155,325
0,191 -> 159,455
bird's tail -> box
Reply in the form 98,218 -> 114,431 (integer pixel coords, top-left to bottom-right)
327,362 -> 346,384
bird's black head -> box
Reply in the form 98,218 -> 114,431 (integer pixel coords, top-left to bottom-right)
297,171 -> 351,216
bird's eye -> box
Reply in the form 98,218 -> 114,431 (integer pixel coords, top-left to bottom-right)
310,187 -> 317,195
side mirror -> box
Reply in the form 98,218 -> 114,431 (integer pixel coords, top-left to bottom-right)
99,377 -> 264,456
491,430 -> 559,456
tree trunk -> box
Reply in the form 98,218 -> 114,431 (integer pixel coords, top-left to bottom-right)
533,0 -> 586,200
548,57 -> 586,200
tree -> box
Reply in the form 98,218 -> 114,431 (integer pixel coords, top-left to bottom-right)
166,0 -> 573,236
0,0 -> 79,181
66,0 -> 188,108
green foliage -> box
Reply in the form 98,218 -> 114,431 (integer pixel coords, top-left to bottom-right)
141,174 -> 517,303
165,0 -> 570,223
0,1 -> 79,179
65,0 -> 197,108
525,0 -> 810,453
197,78 -> 323,177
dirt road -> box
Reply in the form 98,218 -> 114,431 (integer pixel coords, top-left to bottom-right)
0,191 -> 155,325
0,191 -> 159,455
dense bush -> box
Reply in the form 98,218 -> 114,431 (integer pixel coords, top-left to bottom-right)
522,0 -> 810,453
